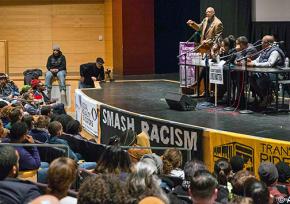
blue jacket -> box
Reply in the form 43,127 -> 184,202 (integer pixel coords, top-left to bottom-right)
14,146 -> 41,171
48,136 -> 79,161
29,129 -> 50,143
0,178 -> 40,204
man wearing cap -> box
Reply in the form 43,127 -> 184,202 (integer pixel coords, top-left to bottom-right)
45,44 -> 66,98
0,73 -> 19,98
79,57 -> 105,88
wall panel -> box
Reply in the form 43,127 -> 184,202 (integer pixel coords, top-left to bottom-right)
0,0 -> 112,75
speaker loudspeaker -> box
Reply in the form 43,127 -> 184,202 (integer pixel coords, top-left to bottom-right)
165,92 -> 197,111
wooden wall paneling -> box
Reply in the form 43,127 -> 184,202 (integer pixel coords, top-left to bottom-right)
0,41 -> 8,73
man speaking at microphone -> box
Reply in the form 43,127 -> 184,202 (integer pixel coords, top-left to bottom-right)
187,7 -> 223,47
247,35 -> 286,108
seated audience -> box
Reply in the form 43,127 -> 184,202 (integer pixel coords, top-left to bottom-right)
127,131 -> 152,163
231,170 -> 256,197
23,92 -> 41,115
0,73 -> 19,98
65,119 -> 84,140
230,155 -> 245,174
40,105 -> 53,117
78,173 -> 129,204
140,153 -> 163,175
48,121 -> 79,161
162,148 -> 184,179
127,162 -> 169,204
214,159 -> 232,203
189,170 -> 219,204
30,195 -> 59,204
276,161 -> 290,194
172,160 -> 207,204
46,157 -> 77,203
79,57 -> 105,88
94,145 -> 132,181
258,161 -> 289,198
29,115 -> 50,143
244,178 -> 273,204
0,146 -> 40,203
6,107 -> 24,129
9,122 -> 41,171
0,105 -> 13,127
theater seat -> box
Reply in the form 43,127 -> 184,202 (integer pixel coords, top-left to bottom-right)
18,169 -> 38,182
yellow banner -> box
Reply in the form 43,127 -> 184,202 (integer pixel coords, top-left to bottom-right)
204,130 -> 290,175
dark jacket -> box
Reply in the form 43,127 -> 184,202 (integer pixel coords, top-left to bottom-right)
14,146 -> 41,171
48,135 -> 79,161
46,52 -> 66,71
80,63 -> 105,87
0,177 -> 40,204
29,129 -> 50,143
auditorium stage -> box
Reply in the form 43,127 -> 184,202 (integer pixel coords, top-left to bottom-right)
82,80 -> 290,142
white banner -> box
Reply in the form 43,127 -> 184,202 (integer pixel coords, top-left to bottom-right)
75,89 -> 82,123
209,61 -> 225,85
81,94 -> 99,137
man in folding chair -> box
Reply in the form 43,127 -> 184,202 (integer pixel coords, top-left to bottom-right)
45,44 -> 66,99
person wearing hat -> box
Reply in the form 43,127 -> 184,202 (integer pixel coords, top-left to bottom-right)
79,57 -> 105,88
45,44 -> 66,98
0,73 -> 19,98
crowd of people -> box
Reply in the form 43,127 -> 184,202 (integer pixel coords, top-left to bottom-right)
0,135 -> 289,204
187,7 -> 287,110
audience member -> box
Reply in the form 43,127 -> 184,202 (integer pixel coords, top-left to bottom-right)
127,162 -> 169,204
139,196 -> 166,204
9,122 -> 41,171
229,197 -> 253,204
127,131 -> 152,163
171,160 -> 207,203
140,153 -> 163,175
29,115 -> 50,143
276,161 -> 290,194
0,146 -> 40,203
244,178 -> 273,204
6,107 -> 24,129
30,195 -> 59,204
94,145 -> 131,180
65,119 -> 83,139
48,121 -> 79,161
162,148 -> 184,179
230,156 -> 245,174
41,105 -> 52,117
231,170 -> 256,197
46,157 -> 77,203
0,105 -> 13,127
78,173 -> 129,204
189,170 -> 219,204
0,73 -> 19,98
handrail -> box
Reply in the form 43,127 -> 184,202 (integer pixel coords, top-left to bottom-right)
120,146 -> 192,161
0,143 -> 69,157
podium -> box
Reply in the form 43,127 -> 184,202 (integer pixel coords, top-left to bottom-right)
179,42 -> 209,95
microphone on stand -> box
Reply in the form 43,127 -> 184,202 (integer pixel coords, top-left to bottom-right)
271,41 -> 285,46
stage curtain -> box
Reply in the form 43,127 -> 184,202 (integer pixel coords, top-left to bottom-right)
251,22 -> 290,57
200,0 -> 252,39
154,0 -> 200,74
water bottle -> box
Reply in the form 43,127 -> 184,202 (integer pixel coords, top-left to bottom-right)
285,57 -> 289,68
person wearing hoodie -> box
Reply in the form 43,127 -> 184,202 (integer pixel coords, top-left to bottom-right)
45,44 -> 66,98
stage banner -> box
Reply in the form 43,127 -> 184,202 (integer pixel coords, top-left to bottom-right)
100,105 -> 203,160
179,42 -> 196,87
77,91 -> 101,137
206,130 -> 290,176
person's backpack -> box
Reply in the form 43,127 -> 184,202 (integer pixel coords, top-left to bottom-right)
23,69 -> 42,85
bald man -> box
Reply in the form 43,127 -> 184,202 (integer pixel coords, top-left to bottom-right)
187,7 -> 223,47
247,35 -> 285,67
247,35 -> 286,108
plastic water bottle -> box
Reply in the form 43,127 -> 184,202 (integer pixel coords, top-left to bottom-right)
285,57 -> 289,68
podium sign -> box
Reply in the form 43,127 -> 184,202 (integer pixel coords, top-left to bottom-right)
209,62 -> 225,85
179,42 -> 196,87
